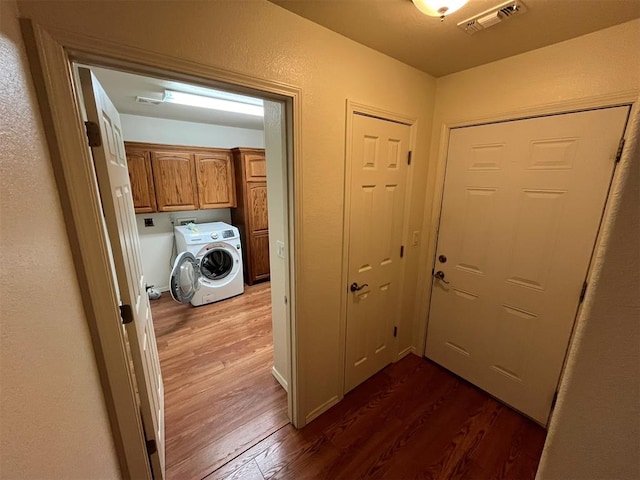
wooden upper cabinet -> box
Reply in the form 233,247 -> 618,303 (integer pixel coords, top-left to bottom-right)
126,147 -> 157,214
124,142 -> 237,214
151,150 -> 199,212
195,150 -> 237,209
243,151 -> 267,182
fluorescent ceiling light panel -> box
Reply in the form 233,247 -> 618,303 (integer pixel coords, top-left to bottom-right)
163,90 -> 264,117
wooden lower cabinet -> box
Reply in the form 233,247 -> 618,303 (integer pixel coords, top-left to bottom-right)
231,148 -> 270,285
250,232 -> 271,283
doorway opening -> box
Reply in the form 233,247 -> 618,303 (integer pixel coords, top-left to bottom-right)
69,60 -> 296,480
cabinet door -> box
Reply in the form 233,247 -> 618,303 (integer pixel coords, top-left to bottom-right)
151,150 -> 198,211
244,151 -> 267,182
251,231 -> 271,282
247,183 -> 269,233
126,148 -> 157,213
195,151 -> 236,209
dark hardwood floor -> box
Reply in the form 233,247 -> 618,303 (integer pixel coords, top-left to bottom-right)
151,282 -> 289,480
152,282 -> 545,480
207,354 -> 546,480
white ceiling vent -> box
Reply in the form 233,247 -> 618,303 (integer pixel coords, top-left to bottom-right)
135,95 -> 163,106
457,0 -> 528,35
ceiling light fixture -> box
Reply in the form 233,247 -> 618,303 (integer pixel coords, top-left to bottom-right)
412,0 -> 469,20
163,90 -> 264,117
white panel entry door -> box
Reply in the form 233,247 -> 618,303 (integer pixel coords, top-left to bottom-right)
426,107 -> 629,424
79,68 -> 165,478
345,113 -> 411,393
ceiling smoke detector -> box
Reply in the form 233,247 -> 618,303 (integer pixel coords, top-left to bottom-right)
457,0 -> 528,34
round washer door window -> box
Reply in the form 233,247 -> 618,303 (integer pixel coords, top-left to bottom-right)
200,248 -> 234,280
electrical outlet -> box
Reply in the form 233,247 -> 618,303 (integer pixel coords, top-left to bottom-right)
412,230 -> 420,246
144,218 -> 154,227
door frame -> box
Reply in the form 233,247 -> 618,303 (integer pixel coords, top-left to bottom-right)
338,101 -> 417,400
21,19 -> 303,479
418,93 -> 638,412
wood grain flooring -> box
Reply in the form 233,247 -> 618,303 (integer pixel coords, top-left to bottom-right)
206,354 -> 546,480
151,282 -> 289,480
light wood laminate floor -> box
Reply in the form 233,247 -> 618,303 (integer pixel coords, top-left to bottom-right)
151,282 -> 289,480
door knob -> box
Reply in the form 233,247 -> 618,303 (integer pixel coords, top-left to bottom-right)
350,282 -> 369,292
433,271 -> 450,284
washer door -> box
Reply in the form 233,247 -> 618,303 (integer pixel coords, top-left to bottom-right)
170,251 -> 200,304
200,247 -> 235,281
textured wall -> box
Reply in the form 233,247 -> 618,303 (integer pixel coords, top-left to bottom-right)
536,103 -> 640,479
17,0 -> 436,424
0,1 -> 121,478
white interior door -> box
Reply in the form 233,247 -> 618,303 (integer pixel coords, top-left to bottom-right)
79,68 -> 165,478
426,107 -> 629,424
345,114 -> 411,392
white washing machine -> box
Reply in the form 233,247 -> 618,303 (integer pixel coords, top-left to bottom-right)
170,222 -> 244,306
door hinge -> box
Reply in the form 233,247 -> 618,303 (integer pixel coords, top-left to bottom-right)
579,282 -> 588,303
551,390 -> 559,411
400,245 -> 404,258
407,151 -> 412,165
615,137 -> 625,163
120,304 -> 134,325
393,326 -> 398,337
84,121 -> 102,147
146,439 -> 157,455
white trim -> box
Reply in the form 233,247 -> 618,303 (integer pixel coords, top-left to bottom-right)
397,346 -> 416,360
271,366 -> 289,392
339,100 -> 418,397
419,90 -> 639,358
21,19 -> 304,479
305,395 -> 340,424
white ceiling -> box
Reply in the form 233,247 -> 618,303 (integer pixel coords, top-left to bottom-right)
90,67 -> 265,130
269,0 -> 640,77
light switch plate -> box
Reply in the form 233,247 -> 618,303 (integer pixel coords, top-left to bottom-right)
276,241 -> 285,258
412,230 -> 420,246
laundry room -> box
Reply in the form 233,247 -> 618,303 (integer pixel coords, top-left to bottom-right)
83,65 -> 291,479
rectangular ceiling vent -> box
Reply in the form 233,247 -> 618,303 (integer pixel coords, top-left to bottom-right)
457,0 -> 528,35
135,96 -> 163,106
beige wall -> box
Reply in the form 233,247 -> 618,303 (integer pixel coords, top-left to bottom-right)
424,19 -> 640,479
15,0 -> 436,426
0,1 -> 121,478
264,100 -> 290,391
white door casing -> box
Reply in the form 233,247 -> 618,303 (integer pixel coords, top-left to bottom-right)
79,68 -> 165,478
426,107 -> 629,424
345,114 -> 411,393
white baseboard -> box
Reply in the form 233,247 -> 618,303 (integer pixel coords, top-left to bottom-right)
271,366 -> 288,392
397,345 -> 416,360
305,395 -> 340,424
